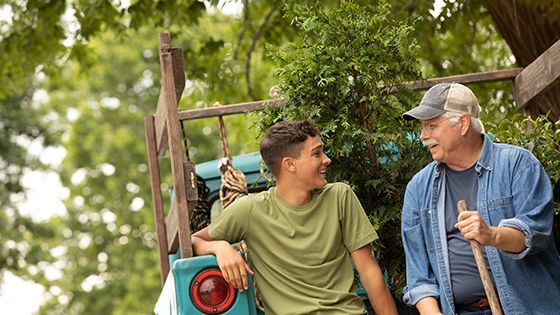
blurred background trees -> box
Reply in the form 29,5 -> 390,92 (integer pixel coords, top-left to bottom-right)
1,0 -> 558,314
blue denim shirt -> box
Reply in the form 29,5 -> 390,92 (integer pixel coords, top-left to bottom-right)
401,135 -> 560,315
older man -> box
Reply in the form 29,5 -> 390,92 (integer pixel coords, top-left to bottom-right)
400,83 -> 560,315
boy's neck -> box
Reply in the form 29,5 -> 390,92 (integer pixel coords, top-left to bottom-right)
275,182 -> 314,206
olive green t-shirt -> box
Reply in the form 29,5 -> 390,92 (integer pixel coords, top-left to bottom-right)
208,182 -> 378,315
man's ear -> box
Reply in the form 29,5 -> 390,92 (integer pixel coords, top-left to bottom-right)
281,157 -> 296,173
460,114 -> 471,135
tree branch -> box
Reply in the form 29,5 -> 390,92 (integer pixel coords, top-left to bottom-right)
234,0 -> 251,60
245,6 -> 277,100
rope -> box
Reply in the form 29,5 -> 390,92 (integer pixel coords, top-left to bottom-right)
219,158 -> 249,208
214,102 -> 249,208
214,102 -> 263,310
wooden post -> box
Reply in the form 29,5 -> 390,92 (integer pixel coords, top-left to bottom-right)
144,115 -> 170,284
157,33 -> 193,259
457,200 -> 503,315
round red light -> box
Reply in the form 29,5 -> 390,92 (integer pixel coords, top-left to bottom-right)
191,269 -> 236,314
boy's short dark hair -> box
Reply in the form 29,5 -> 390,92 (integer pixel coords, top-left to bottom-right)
259,119 -> 319,177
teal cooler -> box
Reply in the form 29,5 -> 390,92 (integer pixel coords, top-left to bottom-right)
155,254 -> 262,315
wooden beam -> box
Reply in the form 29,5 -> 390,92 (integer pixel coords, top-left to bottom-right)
165,203 -> 179,254
158,32 -> 194,259
514,39 -> 560,108
405,68 -> 522,91
176,69 -> 522,121
144,115 -> 170,283
171,48 -> 185,102
154,48 -> 187,156
178,99 -> 282,121
155,91 -> 168,156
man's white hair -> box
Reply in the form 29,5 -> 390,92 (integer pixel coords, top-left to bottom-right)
442,111 -> 485,134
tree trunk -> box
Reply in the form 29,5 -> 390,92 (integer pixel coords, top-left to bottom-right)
486,0 -> 560,121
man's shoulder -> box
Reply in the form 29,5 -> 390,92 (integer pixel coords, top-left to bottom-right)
489,141 -> 539,165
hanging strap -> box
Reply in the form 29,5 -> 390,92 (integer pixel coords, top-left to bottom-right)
214,102 -> 249,208
214,102 -> 263,310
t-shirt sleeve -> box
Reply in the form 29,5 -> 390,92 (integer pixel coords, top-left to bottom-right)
208,195 -> 251,244
339,184 -> 378,252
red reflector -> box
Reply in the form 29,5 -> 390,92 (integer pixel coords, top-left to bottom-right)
191,269 -> 236,314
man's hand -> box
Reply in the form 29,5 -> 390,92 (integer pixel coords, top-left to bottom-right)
455,210 -> 525,253
455,210 -> 496,245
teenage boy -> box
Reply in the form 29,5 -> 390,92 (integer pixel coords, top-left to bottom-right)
192,119 -> 397,315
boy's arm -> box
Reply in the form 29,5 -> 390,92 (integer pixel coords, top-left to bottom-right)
351,244 -> 397,315
191,227 -> 253,291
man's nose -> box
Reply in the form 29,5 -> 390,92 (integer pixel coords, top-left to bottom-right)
420,128 -> 430,140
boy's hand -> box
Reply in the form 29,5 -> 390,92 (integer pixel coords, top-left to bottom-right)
215,241 -> 254,292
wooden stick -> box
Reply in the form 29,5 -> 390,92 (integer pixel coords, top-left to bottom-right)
457,200 -> 503,315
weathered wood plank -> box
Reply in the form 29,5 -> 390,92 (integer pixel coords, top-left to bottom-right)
405,68 -> 522,91
154,48 -> 186,156
158,32 -> 194,259
144,115 -> 170,283
176,69 -> 522,121
178,99 -> 282,121
514,39 -> 560,108
166,203 -> 179,253
155,90 -> 168,156
171,48 -> 185,102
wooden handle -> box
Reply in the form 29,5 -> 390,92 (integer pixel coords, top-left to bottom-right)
457,200 -> 503,315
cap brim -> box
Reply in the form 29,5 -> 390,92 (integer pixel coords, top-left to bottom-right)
402,106 -> 446,121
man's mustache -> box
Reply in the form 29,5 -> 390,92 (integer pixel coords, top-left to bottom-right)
422,139 -> 439,147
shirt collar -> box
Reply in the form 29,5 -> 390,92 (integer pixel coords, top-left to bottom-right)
433,134 -> 493,173
475,134 -> 493,172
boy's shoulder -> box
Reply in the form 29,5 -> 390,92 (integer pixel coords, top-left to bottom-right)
318,182 -> 353,194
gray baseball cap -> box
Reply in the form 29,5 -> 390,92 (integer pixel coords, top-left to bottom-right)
402,83 -> 481,121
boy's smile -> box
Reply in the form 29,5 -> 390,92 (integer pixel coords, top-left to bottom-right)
293,135 -> 331,190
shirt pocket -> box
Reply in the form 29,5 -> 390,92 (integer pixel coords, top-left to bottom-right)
419,208 -> 436,253
403,208 -> 435,253
487,195 -> 514,223
403,207 -> 431,226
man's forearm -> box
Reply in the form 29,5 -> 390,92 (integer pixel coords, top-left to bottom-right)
416,296 -> 442,315
489,226 -> 525,253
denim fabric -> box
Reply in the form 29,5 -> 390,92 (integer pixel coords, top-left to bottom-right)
401,135 -> 560,315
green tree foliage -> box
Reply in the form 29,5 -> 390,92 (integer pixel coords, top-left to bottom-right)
259,0 -> 560,296
0,0 -> 274,292
2,3 -> 286,312
2,0 -> 560,313
259,0 -> 429,292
